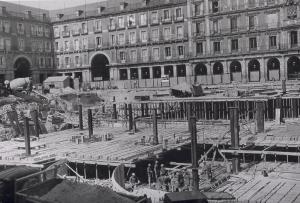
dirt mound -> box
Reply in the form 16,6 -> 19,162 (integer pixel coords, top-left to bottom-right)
41,180 -> 135,203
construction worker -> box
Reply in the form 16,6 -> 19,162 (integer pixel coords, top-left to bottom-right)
154,160 -> 160,181
147,163 -> 153,187
160,163 -> 167,177
128,173 -> 139,190
183,170 -> 191,191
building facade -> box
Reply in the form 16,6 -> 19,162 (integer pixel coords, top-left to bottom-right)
0,2 -> 55,83
51,0 -> 300,88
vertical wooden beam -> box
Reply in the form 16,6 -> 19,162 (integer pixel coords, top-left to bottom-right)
141,103 -> 145,117
153,109 -> 158,145
229,107 -> 240,174
88,109 -> 93,138
79,105 -> 83,130
282,79 -> 286,94
256,101 -> 265,133
128,104 -> 133,131
32,110 -> 39,138
275,97 -> 283,124
24,117 -> 31,156
112,103 -> 117,120
190,117 -> 199,191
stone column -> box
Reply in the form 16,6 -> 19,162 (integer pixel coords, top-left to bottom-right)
241,59 -> 247,83
260,58 -> 266,82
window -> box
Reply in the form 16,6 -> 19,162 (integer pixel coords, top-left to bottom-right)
178,46 -> 184,57
37,25 -> 43,36
128,14 -> 136,26
110,35 -> 116,45
141,31 -> 148,42
164,27 -> 171,40
45,41 -> 51,51
267,13 -> 278,29
165,47 -> 171,58
142,48 -> 148,62
82,23 -> 87,33
64,41 -> 69,51
0,56 -> 3,66
230,17 -> 237,32
40,58 -> 44,67
120,51 -> 126,61
212,0 -> 219,13
95,20 -> 102,31
44,27 -> 50,37
75,56 -> 80,66
291,31 -> 298,47
140,13 -> 147,26
84,54 -> 88,64
231,39 -> 238,51
213,41 -> 220,53
82,38 -> 88,49
118,17 -> 124,28
65,57 -> 70,67
54,27 -> 60,37
175,8 -> 182,19
130,68 -> 138,79
163,10 -> 170,20
195,3 -> 204,16
5,39 -> 11,51
153,67 -> 161,78
231,0 -> 238,10
153,48 -> 160,61
96,36 -> 102,47
213,20 -> 219,33
109,18 -> 115,30
18,39 -> 25,51
74,39 -> 79,50
141,67 -> 150,79
56,58 -> 60,67
129,32 -> 136,44
118,33 -> 125,45
249,37 -> 257,50
151,11 -> 158,24
249,16 -> 255,30
120,69 -> 128,80
152,29 -> 159,41
31,25 -> 37,36
196,21 -> 204,35
177,26 -> 183,39
55,42 -> 59,51
196,42 -> 203,54
17,23 -> 24,34
3,21 -> 10,33
248,0 -> 256,8
130,50 -> 137,62
269,36 -> 277,48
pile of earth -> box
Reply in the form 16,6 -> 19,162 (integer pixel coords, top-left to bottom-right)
40,180 -> 135,203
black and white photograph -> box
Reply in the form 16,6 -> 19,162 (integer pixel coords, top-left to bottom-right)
0,0 -> 299,202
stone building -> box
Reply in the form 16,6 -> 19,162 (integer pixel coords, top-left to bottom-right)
50,0 -> 191,88
191,0 -> 300,84
0,1 -> 54,83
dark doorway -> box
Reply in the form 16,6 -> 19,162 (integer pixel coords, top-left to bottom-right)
230,60 -> 242,82
248,59 -> 260,82
177,65 -> 186,77
267,58 -> 280,81
164,66 -> 174,77
195,63 -> 207,76
153,66 -> 161,78
141,67 -> 150,79
14,57 -> 31,78
91,54 -> 110,81
287,56 -> 300,80
119,69 -> 128,80
75,72 -> 83,83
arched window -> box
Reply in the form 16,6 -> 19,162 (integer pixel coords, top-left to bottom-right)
195,63 -> 207,75
213,62 -> 223,75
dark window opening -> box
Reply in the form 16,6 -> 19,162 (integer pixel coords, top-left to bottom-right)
195,63 -> 207,76
153,66 -> 161,78
141,67 -> 150,79
213,62 -> 224,75
130,68 -> 139,79
119,69 -> 128,80
291,31 -> 298,47
177,65 -> 186,77
164,66 -> 174,77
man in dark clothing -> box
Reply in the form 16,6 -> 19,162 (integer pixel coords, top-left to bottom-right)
154,160 -> 160,181
160,163 -> 167,176
147,163 -> 153,187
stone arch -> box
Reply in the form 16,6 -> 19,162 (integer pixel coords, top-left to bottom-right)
248,59 -> 260,82
287,56 -> 300,80
13,55 -> 32,78
195,63 -> 207,76
91,53 -> 110,81
267,57 -> 280,81
213,62 -> 223,75
230,60 -> 242,82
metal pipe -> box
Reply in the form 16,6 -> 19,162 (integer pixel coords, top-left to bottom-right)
79,105 -> 83,130
88,109 -> 93,138
24,117 -> 31,156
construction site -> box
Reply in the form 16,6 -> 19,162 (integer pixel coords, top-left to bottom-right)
0,77 -> 300,203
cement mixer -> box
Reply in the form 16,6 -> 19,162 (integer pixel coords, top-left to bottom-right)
7,77 -> 33,94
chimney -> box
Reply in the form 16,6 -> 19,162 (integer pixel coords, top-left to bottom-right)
76,10 -> 83,17
27,10 -> 32,18
57,13 -> 64,19
97,6 -> 105,14
120,2 -> 128,11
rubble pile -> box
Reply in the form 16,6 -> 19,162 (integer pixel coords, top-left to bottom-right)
40,180 -> 135,203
